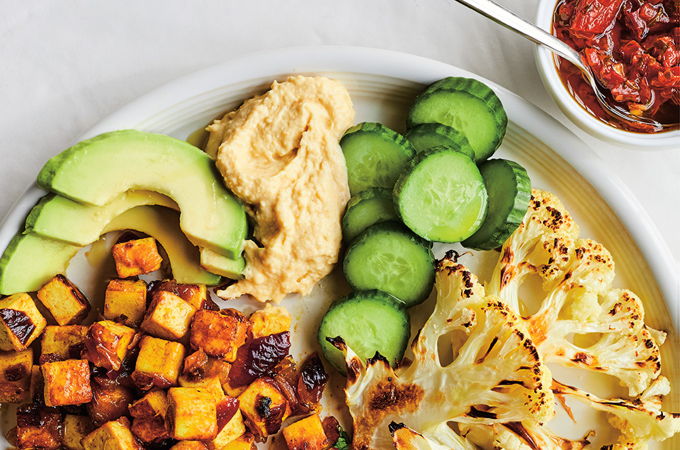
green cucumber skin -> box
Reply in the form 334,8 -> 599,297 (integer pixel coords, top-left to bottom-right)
393,147 -> 488,243
341,188 -> 398,243
405,123 -> 475,160
407,77 -> 508,162
340,122 -> 415,194
462,159 -> 531,250
317,289 -> 409,374
343,221 -> 434,307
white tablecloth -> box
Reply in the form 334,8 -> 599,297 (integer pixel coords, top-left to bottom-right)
1,0 -> 678,261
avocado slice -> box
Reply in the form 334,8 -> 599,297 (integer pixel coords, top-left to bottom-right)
37,130 -> 246,258
25,190 -> 177,246
0,206 -> 224,295
199,248 -> 245,280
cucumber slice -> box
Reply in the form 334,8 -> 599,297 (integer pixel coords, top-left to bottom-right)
343,222 -> 434,307
407,77 -> 508,162
342,188 -> 398,243
462,159 -> 531,250
405,123 -> 475,160
318,290 -> 409,373
340,122 -> 415,194
394,147 -> 487,243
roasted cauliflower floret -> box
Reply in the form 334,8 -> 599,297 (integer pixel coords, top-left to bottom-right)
334,258 -> 554,449
488,189 -> 663,397
390,422 -> 476,450
459,421 -> 591,450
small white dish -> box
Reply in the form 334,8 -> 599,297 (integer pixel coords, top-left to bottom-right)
534,0 -> 680,149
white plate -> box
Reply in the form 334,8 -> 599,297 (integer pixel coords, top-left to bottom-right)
0,46 -> 677,448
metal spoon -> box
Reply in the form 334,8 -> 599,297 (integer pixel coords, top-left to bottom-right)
451,0 -> 664,130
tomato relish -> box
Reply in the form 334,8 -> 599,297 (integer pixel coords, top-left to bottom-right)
553,0 -> 679,132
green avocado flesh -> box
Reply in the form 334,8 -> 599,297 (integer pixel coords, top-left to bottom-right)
0,206 -> 226,295
37,130 -> 247,258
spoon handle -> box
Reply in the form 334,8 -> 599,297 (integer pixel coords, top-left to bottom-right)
452,0 -> 583,68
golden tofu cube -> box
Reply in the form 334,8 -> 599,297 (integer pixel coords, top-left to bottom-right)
282,414 -> 328,450
16,402 -> 63,449
64,415 -> 95,450
141,291 -> 196,340
219,433 -> 255,450
42,359 -> 92,407
40,325 -> 88,363
36,275 -> 90,326
152,280 -> 211,310
179,373 -> 225,401
0,292 -> 47,351
208,408 -> 246,449
250,305 -> 291,339
82,320 -> 135,371
0,349 -> 32,403
171,441 -> 208,450
129,390 -> 170,443
190,309 -> 249,361
82,417 -> 141,450
103,279 -> 147,327
112,237 -> 163,278
129,389 -> 168,418
167,387 -> 218,441
132,336 -> 185,390
87,377 -> 135,426
237,377 -> 291,438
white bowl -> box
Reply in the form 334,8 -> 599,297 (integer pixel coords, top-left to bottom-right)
534,0 -> 680,149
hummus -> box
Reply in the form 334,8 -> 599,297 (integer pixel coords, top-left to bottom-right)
207,76 -> 355,302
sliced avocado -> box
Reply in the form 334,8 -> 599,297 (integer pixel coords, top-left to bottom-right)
25,191 -> 177,246
0,206 -> 225,295
37,130 -> 246,258
199,248 -> 245,280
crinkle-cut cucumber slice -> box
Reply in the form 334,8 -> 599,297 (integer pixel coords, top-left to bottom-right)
341,122 -> 415,194
406,123 -> 475,160
407,77 -> 507,162
462,159 -> 531,250
342,188 -> 398,243
394,146 -> 488,243
343,221 -> 434,307
317,290 -> 409,373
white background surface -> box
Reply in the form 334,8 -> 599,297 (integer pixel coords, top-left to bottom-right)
1,0 -> 678,261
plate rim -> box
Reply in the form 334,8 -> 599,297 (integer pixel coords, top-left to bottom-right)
1,45 -> 677,329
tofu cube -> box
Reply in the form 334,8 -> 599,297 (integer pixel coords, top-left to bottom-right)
40,325 -> 88,363
112,237 -> 163,278
208,407 -> 246,449
0,292 -> 47,351
36,275 -> 90,326
42,359 -> 92,407
82,417 -> 141,450
218,433 -> 256,450
250,305 -> 291,339
171,442 -> 208,450
129,390 -> 170,444
87,377 -> 135,426
167,387 -> 218,440
141,291 -> 196,340
282,414 -> 328,450
179,373 -> 224,401
152,280 -> 211,310
63,415 -> 95,450
103,279 -> 147,327
16,402 -> 63,449
190,309 -> 249,361
237,377 -> 291,438
82,320 -> 135,371
0,349 -> 32,403
132,336 -> 185,390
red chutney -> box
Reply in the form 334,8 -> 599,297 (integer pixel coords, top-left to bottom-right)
553,0 -> 679,132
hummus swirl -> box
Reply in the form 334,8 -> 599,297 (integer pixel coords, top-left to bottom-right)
208,76 -> 355,302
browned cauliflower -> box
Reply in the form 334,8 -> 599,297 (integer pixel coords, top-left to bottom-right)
333,258 -> 554,449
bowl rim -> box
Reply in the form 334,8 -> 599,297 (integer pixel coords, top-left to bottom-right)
534,0 -> 680,148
